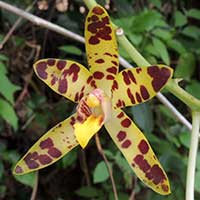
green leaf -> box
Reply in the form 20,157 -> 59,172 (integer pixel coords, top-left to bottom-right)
185,80 -> 200,99
195,170 -> 200,192
0,185 -> 6,199
0,99 -> 18,130
187,9 -> 200,20
178,132 -> 190,148
0,162 -> 4,179
152,28 -> 172,41
0,71 -> 20,104
182,26 -> 200,39
59,45 -> 82,56
60,148 -> 77,168
109,192 -> 129,200
174,52 -> 195,79
93,161 -> 109,183
0,62 -> 7,74
0,54 -> 8,61
129,33 -> 143,46
130,103 -> 154,134
149,0 -> 161,8
174,11 -> 187,27
14,172 -> 36,188
132,10 -> 162,33
167,39 -> 187,54
75,186 -> 102,198
152,37 -> 170,65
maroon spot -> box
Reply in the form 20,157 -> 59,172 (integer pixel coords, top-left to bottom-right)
116,99 -> 125,108
146,164 -> 166,184
136,68 -> 142,73
48,148 -> 62,158
88,21 -> 104,33
128,70 -> 137,84
113,54 -> 118,58
47,59 -> 56,66
106,67 -> 117,74
24,152 -> 39,169
161,184 -> 169,192
74,92 -> 79,102
117,131 -> 126,141
121,139 -> 132,148
89,36 -> 100,44
106,75 -> 114,80
127,88 -> 135,104
76,115 -> 83,122
57,60 -> 66,70
122,71 -> 130,85
51,76 -> 57,86
117,112 -> 124,118
140,85 -> 150,100
67,145 -> 73,149
93,71 -> 104,79
95,59 -> 105,63
68,64 -> 80,82
58,78 -> 68,93
81,86 -> 85,92
104,52 -> 112,57
87,76 -> 93,84
138,140 -> 149,154
111,61 -> 118,66
36,61 -> 47,79
15,165 -> 23,174
112,80 -> 118,91
79,92 -> 84,100
38,154 -> 52,165
70,117 -> 76,126
147,66 -> 171,92
91,15 -> 99,22
40,138 -> 54,149
92,6 -> 104,15
121,118 -> 131,128
91,80 -> 97,88
134,155 -> 151,173
136,92 -> 142,103
102,16 -> 109,24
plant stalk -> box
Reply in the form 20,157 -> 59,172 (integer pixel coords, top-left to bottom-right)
186,111 -> 200,200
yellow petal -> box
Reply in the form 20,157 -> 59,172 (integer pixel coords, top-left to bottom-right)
74,115 -> 103,148
85,5 -> 119,97
13,114 -> 79,175
104,109 -> 170,195
112,65 -> 173,108
33,59 -> 95,102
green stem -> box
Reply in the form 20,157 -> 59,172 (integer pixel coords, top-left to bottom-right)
116,31 -> 200,111
83,0 -> 97,9
186,111 -> 200,200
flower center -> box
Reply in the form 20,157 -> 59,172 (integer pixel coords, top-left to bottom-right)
76,89 -> 112,125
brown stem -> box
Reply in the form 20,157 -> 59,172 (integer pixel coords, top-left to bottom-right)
80,149 -> 91,186
0,0 -> 37,49
30,171 -> 39,200
95,134 -> 118,200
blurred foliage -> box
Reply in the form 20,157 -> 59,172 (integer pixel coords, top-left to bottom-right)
0,0 -> 200,199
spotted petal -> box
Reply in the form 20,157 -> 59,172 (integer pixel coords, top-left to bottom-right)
112,65 -> 173,108
104,109 -> 170,195
13,114 -> 79,175
34,59 -> 95,102
85,5 -> 119,97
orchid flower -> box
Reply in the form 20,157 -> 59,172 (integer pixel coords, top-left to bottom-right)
13,5 -> 173,195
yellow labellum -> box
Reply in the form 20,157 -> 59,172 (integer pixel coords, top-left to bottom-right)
74,115 -> 103,148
